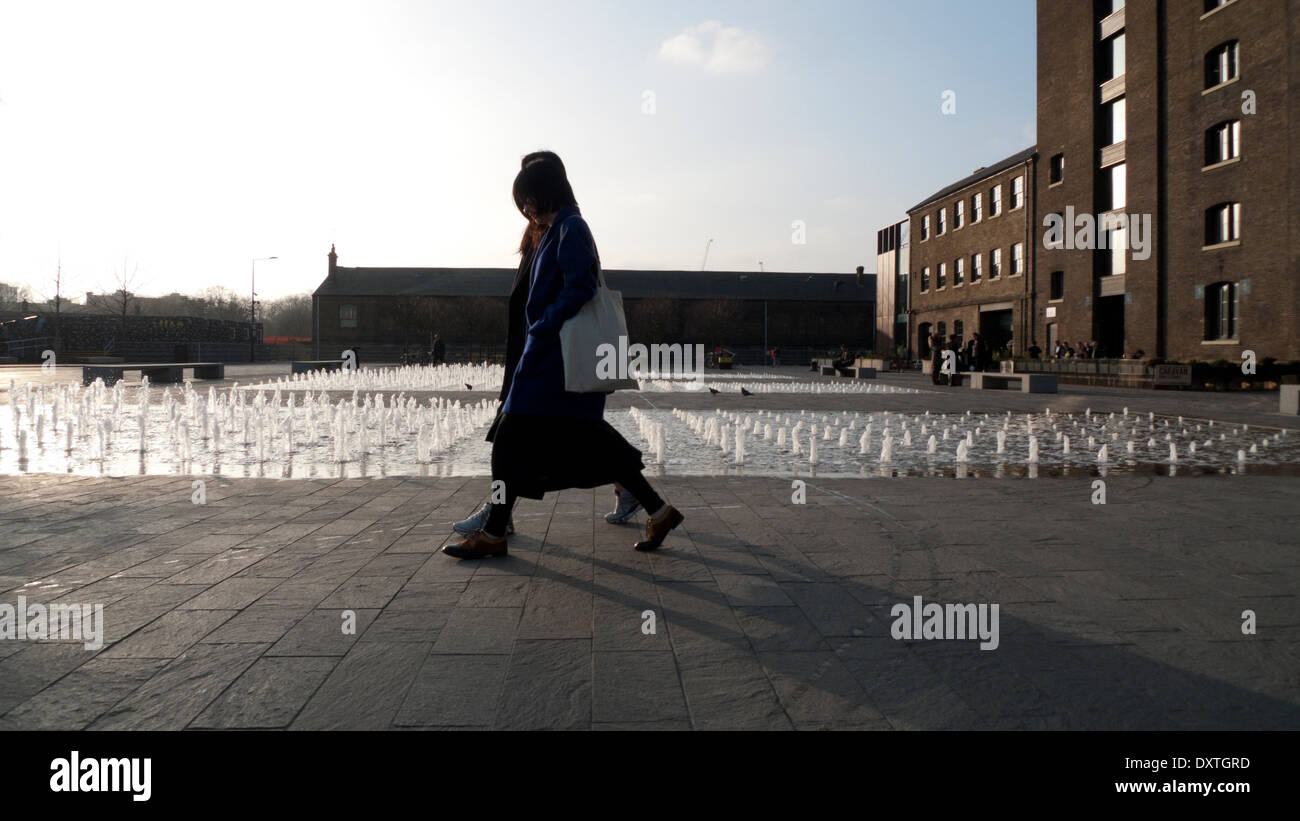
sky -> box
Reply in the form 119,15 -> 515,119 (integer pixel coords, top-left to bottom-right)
0,0 -> 1036,303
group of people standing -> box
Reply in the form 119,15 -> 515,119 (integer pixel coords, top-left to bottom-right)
928,332 -> 994,385
400,334 -> 445,366
1052,339 -> 1101,359
442,151 -> 685,560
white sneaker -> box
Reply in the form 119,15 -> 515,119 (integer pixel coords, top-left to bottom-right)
604,490 -> 642,524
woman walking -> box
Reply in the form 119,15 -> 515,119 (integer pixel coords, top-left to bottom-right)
453,152 -> 643,536
444,157 -> 684,559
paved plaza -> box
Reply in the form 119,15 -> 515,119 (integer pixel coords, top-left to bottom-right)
0,366 -> 1297,730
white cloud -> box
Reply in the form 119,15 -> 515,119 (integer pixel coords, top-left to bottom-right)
658,21 -> 769,73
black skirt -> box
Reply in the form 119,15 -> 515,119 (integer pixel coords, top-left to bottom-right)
489,413 -> 645,500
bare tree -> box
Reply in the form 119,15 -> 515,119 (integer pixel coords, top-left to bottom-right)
33,253 -> 71,351
88,259 -> 146,352
262,294 -> 313,337
198,286 -> 249,322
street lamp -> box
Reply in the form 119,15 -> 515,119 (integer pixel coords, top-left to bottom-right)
251,256 -> 276,361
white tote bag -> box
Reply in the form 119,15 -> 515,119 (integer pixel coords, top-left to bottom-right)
559,262 -> 640,393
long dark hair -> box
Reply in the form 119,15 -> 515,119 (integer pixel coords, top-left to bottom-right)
513,157 -> 576,222
516,151 -> 567,256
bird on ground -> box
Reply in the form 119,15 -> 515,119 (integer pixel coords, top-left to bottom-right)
464,384 -> 472,390
741,387 -> 753,396
708,387 -> 720,395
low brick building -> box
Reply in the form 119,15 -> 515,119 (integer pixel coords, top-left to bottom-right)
312,246 -> 876,359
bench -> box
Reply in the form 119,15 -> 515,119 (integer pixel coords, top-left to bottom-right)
1281,384 -> 1300,415
853,367 -> 877,379
968,372 -> 1058,393
292,359 -> 346,374
81,362 -> 225,386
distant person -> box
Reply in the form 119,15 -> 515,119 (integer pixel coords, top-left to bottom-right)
1131,348 -> 1146,360
946,334 -> 963,386
1027,343 -> 1042,359
832,344 -> 854,375
972,333 -> 988,371
930,333 -> 944,385
432,334 -> 446,364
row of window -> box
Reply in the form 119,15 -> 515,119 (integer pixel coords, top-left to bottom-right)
1100,34 -> 1237,92
919,176 -> 1022,241
1040,275 -> 1236,342
919,243 -> 1024,291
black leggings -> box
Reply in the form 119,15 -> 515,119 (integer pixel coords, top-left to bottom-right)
484,468 -> 664,535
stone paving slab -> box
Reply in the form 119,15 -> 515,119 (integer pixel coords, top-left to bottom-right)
0,468 -> 1297,730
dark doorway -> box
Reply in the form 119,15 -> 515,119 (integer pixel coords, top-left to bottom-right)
979,309 -> 1014,358
917,323 -> 933,358
1094,295 -> 1125,358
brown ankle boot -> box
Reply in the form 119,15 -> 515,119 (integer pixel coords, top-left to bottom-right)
634,506 -> 684,552
443,528 -> 508,559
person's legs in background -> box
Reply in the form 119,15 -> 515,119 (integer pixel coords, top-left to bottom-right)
605,482 -> 642,523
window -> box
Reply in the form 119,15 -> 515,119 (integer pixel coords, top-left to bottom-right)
1205,281 -> 1238,340
339,304 -> 357,328
1050,271 -> 1064,301
1204,0 -> 1229,10
1106,219 -> 1127,275
953,320 -> 964,346
1050,153 -> 1064,185
1205,202 -> 1241,245
1011,175 -> 1024,209
937,208 -> 947,235
1102,33 -> 1125,82
921,267 -> 930,291
1205,41 -> 1239,89
971,253 -> 982,283
1100,163 -> 1126,211
1206,120 -> 1241,165
990,184 -> 1002,216
1101,98 -> 1126,146
1011,242 -> 1024,275
921,214 -> 930,240
990,247 -> 1002,278
937,321 -> 947,339
972,192 -> 982,222
954,257 -> 964,286
955,200 -> 964,229
937,262 -> 947,289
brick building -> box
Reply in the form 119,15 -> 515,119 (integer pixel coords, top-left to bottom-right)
312,246 -> 876,358
905,147 -> 1039,360
1036,0 -> 1299,361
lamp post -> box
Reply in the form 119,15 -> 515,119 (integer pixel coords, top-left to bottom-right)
251,256 -> 276,361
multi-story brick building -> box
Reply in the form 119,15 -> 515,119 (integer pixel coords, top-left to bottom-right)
1036,0 -> 1299,361
905,147 -> 1038,360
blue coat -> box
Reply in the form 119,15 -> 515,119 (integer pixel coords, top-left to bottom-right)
502,205 -> 606,420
